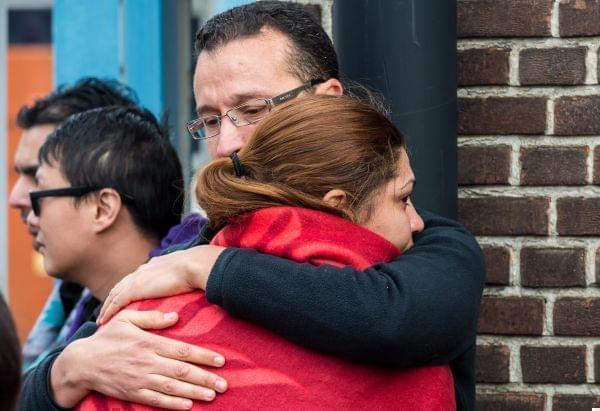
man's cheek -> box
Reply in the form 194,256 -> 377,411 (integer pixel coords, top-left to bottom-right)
207,139 -> 219,160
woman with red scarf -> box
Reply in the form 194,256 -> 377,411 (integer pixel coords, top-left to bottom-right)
79,95 -> 455,410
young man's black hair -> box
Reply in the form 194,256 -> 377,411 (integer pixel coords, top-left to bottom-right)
0,293 -> 21,411
17,77 -> 138,129
39,106 -> 184,240
195,0 -> 339,82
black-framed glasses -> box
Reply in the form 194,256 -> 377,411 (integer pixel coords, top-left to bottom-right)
29,186 -> 135,216
187,78 -> 325,140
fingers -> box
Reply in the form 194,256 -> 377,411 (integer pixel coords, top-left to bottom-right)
98,276 -> 136,324
134,388 -> 195,410
155,337 -> 226,370
149,356 -> 227,395
147,372 -> 221,399
115,309 -> 180,330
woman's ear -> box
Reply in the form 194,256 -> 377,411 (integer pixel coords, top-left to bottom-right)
314,78 -> 343,96
322,189 -> 348,209
90,188 -> 123,233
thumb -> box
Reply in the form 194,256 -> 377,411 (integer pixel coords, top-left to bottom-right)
115,309 -> 179,330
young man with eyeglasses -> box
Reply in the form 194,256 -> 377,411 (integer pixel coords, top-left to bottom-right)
27,105 -> 183,316
21,2 -> 484,410
9,78 -> 138,372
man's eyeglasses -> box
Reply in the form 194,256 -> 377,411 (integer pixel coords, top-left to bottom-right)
187,78 -> 325,140
29,186 -> 135,216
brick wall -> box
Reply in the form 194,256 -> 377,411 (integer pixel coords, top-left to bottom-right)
458,0 -> 600,409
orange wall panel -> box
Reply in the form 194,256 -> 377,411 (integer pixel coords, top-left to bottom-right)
7,45 -> 54,343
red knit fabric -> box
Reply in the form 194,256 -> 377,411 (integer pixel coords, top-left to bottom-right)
78,207 -> 455,410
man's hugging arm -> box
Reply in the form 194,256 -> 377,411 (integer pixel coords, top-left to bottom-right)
20,322 -> 97,411
206,209 -> 486,367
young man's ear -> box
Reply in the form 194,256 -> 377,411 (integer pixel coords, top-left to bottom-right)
314,78 -> 343,96
90,188 -> 123,233
322,189 -> 347,209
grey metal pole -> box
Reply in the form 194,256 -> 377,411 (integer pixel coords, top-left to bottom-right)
333,0 -> 457,219
0,0 -> 8,297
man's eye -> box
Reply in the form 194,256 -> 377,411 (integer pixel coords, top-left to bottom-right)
399,195 -> 410,204
239,105 -> 268,118
203,117 -> 220,127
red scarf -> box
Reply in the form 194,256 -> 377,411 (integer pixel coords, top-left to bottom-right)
78,207 -> 455,410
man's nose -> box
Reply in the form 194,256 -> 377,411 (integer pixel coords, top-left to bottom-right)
215,117 -> 247,158
8,176 -> 33,210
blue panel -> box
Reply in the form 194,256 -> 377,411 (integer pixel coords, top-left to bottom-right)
53,0 -> 120,86
123,0 -> 163,115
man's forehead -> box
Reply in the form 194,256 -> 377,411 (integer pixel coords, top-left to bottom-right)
193,29 -> 300,113
20,124 -> 56,146
14,124 -> 56,166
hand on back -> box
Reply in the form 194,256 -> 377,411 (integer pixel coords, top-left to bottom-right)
53,309 -> 227,409
97,245 -> 225,324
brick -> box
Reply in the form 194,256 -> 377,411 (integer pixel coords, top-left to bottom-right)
458,0 -> 552,38
594,345 -> 600,384
553,394 -> 600,410
520,47 -> 587,85
476,344 -> 510,383
597,248 -> 600,284
560,0 -> 600,37
478,296 -> 544,335
458,197 -> 549,236
554,298 -> 600,336
458,97 -> 546,135
521,247 -> 586,287
521,346 -> 586,383
520,146 -> 588,186
476,393 -> 545,411
594,146 -> 600,184
557,198 -> 600,236
458,145 -> 511,185
458,48 -> 510,86
555,96 -> 600,135
482,246 -> 510,285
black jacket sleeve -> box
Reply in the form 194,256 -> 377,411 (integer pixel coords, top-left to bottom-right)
205,209 -> 485,367
20,322 -> 98,411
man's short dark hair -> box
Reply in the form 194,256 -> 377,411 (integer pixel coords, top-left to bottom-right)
16,77 -> 138,129
195,0 -> 339,82
39,106 -> 184,240
0,293 -> 20,411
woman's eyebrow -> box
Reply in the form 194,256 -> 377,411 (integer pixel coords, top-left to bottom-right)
401,179 -> 416,191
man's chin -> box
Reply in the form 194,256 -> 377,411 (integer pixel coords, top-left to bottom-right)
42,262 -> 63,280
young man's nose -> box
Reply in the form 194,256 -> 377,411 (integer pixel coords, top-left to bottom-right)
26,208 -> 39,229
